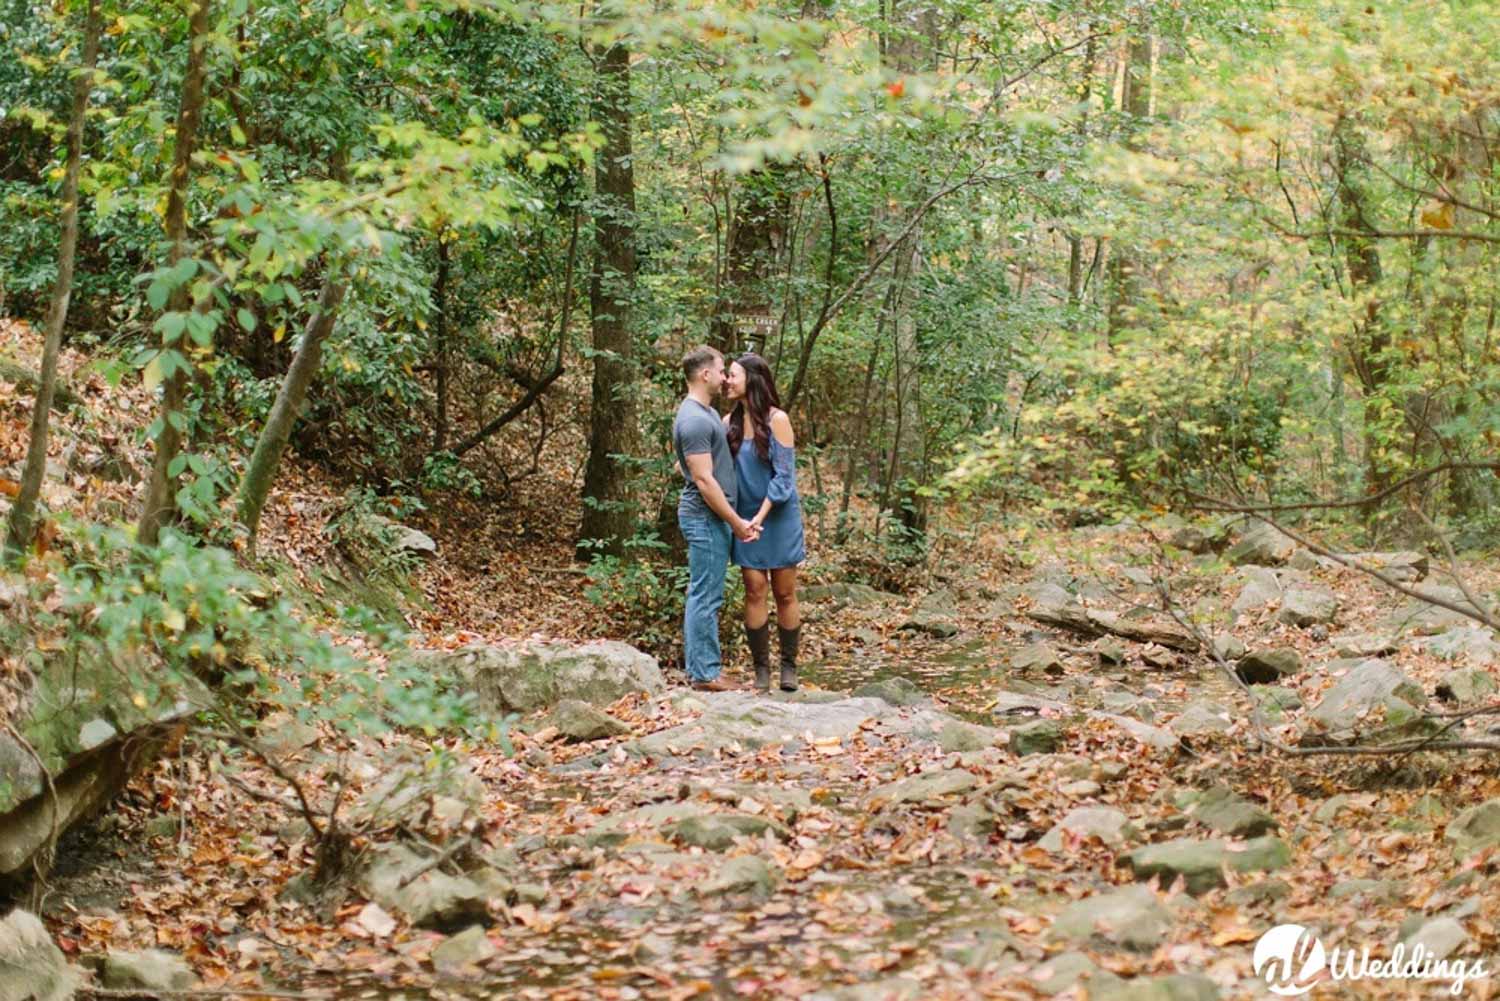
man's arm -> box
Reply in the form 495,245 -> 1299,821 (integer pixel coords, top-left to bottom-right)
685,452 -> 757,541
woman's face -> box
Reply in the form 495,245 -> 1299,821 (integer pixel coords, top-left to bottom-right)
725,361 -> 748,401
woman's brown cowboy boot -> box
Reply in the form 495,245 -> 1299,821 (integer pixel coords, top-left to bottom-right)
746,622 -> 772,693
777,624 -> 800,692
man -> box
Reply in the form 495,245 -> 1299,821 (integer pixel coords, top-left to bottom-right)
674,345 -> 759,692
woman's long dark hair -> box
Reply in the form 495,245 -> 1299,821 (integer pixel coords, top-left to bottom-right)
727,353 -> 781,463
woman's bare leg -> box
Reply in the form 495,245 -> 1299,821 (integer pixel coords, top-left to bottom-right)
742,568 -> 770,629
770,567 -> 799,629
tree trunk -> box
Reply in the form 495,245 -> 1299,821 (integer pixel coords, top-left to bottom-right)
1104,32 -> 1152,345
708,168 -> 787,354
5,0 -> 101,559
577,41 -> 641,559
136,0 -> 214,547
432,236 -> 451,453
236,276 -> 348,546
1066,30 -> 1098,311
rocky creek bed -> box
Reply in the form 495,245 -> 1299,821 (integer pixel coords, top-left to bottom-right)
8,521 -> 1500,1000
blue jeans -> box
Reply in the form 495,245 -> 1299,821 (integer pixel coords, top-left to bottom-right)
679,512 -> 731,682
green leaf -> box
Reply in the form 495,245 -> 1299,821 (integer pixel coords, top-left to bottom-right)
168,454 -> 188,478
147,279 -> 171,310
236,308 -> 257,333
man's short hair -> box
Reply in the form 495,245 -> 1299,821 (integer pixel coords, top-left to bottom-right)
682,345 -> 722,384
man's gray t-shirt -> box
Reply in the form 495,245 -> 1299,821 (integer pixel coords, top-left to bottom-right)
674,397 -> 736,518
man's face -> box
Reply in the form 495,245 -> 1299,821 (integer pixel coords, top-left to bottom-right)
704,355 -> 726,396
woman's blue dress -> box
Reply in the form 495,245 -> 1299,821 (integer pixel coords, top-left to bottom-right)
731,433 -> 807,570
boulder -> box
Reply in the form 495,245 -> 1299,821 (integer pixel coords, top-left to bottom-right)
702,856 -> 779,897
868,769 -> 978,809
358,843 -> 497,930
1418,628 -> 1500,667
0,910 -> 79,1001
899,589 -> 960,638
1230,568 -> 1284,618
1402,917 -> 1468,962
801,582 -> 894,611
1028,582 -> 1092,632
1435,668 -> 1498,704
1210,634 -> 1247,662
416,640 -> 663,714
1305,659 -> 1426,741
549,700 -> 629,742
1330,630 -> 1399,658
1168,701 -> 1232,738
1010,643 -> 1063,676
1387,586 -> 1489,636
1343,550 -> 1429,583
1277,585 -> 1339,627
369,516 -> 437,556
1050,885 -> 1171,952
1235,648 -> 1303,685
1169,524 -> 1217,555
664,813 -> 788,851
1093,975 -> 1220,1001
430,925 -> 497,974
1188,786 -> 1278,838
100,950 -> 197,991
1444,799 -> 1500,859
1008,718 -> 1065,756
1039,807 -> 1135,851
948,803 -> 997,839
1225,522 -> 1297,567
853,677 -> 929,707
1122,836 -> 1290,895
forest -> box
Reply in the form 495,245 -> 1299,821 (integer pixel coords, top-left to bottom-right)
3,0 -> 1500,997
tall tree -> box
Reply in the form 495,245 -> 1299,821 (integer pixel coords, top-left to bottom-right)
578,38 -> 642,558
5,0 -> 102,559
136,0 -> 214,547
1104,30 -> 1152,344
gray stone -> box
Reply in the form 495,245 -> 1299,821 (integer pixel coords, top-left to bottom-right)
1122,836 -> 1290,895
1230,567 -> 1284,617
936,721 -> 991,753
948,803 -> 996,839
549,699 -> 629,742
1227,879 -> 1291,906
1306,659 -> 1425,740
801,582 -> 894,610
899,589 -> 961,638
853,677 -> 929,707
1010,642 -> 1063,675
702,855 -> 779,897
1328,878 -> 1405,903
1028,582 -> 1092,631
869,769 -> 978,808
1097,639 -> 1129,665
1419,628 -> 1500,667
1402,917 -> 1468,962
1210,634 -> 1247,662
430,925 -> 497,973
1251,686 -> 1303,713
665,813 -> 787,851
100,950 -> 197,991
1314,795 -> 1351,824
1445,799 -> 1500,859
1331,630 -> 1400,658
630,692 -> 978,757
1436,668 -> 1498,703
1009,718 -> 1065,755
1093,974 -> 1220,1001
1190,787 -> 1278,838
1287,548 -> 1322,571
77,719 -> 117,751
1236,648 -> 1303,685
358,844 -> 494,929
1226,522 -> 1297,567
1050,885 -> 1171,952
1278,585 -> 1340,627
1033,952 -> 1109,996
1169,525 -> 1216,555
1169,701 -> 1232,737
0,910 -> 79,1001
1040,806 -> 1134,851
1343,550 -> 1429,583
1387,586 -> 1489,636
417,640 -> 664,714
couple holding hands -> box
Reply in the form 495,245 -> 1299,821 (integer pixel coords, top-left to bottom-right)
672,345 -> 805,694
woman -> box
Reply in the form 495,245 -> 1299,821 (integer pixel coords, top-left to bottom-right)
723,353 -> 806,693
